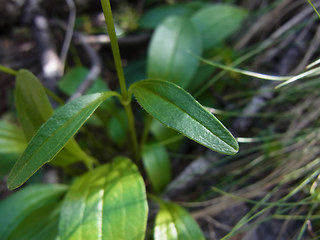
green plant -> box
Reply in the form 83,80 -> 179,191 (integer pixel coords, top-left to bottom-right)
0,1 -> 244,239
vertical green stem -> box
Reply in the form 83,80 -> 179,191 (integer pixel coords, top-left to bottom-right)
0,64 -> 17,76
140,115 -> 153,148
100,0 -> 128,99
100,0 -> 140,161
124,104 -> 140,161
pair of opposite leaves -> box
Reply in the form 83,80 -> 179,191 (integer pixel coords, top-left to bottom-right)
7,70 -> 238,190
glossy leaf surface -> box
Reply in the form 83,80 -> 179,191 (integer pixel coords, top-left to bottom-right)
191,4 -> 247,50
59,157 -> 148,240
0,184 -> 67,240
8,91 -> 117,190
142,144 -> 171,193
147,16 -> 202,89
131,80 -> 238,155
15,69 -> 95,167
154,200 -> 205,240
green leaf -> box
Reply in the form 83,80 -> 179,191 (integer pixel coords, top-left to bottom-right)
154,200 -> 205,240
147,16 -> 202,89
131,79 -> 238,155
150,119 -> 182,150
6,202 -> 61,240
187,64 -> 215,93
124,58 -> 146,86
0,154 -> 18,178
0,184 -> 67,240
0,120 -> 26,154
59,157 -> 148,240
15,69 -> 54,140
107,109 -> 128,146
58,67 -> 109,96
191,4 -> 248,50
7,91 -> 118,190
142,144 -> 171,193
139,2 -> 208,29
15,69 -> 96,167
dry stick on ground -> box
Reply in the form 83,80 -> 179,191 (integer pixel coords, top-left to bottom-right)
293,24 -> 320,74
68,32 -> 102,101
163,1 -> 315,201
59,0 -> 76,75
78,32 -> 150,46
25,0 -> 63,91
236,0 -> 305,50
189,128 -> 320,220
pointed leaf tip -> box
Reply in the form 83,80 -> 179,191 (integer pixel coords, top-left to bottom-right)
131,79 -> 238,155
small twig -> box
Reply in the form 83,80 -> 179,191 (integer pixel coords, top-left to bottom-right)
163,156 -> 217,199
68,33 -> 102,101
293,25 -> 320,74
59,0 -> 76,74
205,216 -> 232,232
268,2 -> 320,41
25,0 -> 62,91
74,32 -> 150,46
236,0 -> 303,49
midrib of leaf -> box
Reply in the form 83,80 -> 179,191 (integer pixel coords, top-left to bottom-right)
135,83 -> 236,151
8,99 -> 101,187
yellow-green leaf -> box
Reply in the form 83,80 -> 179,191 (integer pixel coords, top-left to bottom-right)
7,91 -> 118,190
15,69 -> 96,168
59,157 -> 148,240
154,200 -> 205,240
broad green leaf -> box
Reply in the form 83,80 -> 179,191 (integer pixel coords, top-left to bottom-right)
15,69 -> 96,167
154,200 -> 205,240
147,16 -> 202,89
59,157 -> 148,240
0,120 -> 26,154
187,64 -> 215,93
0,184 -> 67,240
58,67 -> 109,96
107,109 -> 128,146
0,120 -> 27,177
142,144 -> 171,193
15,69 -> 54,140
6,201 -> 61,240
191,4 -> 248,50
150,119 -> 182,150
58,67 -> 119,125
139,2 -> 209,29
131,80 -> 238,155
7,91 -> 118,190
